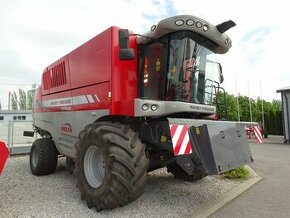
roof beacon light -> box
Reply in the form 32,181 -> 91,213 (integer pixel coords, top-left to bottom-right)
186,19 -> 194,26
195,21 -> 202,28
150,25 -> 157,31
203,25 -> 209,31
175,19 -> 184,26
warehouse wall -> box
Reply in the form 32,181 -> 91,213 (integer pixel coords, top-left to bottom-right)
281,91 -> 290,144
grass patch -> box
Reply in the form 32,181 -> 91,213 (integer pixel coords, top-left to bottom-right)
221,166 -> 249,180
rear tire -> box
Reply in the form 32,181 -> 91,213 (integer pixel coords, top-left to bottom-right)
30,138 -> 58,175
166,162 -> 207,181
75,122 -> 149,211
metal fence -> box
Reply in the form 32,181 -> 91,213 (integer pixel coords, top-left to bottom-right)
0,120 -> 36,154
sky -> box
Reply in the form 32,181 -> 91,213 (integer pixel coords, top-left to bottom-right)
0,0 -> 289,109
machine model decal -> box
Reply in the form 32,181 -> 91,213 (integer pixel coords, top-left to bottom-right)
86,95 -> 94,103
189,104 -> 215,112
169,124 -> 192,156
42,94 -> 100,108
61,123 -> 72,133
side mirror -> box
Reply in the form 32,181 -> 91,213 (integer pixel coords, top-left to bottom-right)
118,29 -> 135,60
217,63 -> 224,84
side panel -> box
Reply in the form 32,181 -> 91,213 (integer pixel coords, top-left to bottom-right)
36,82 -> 110,158
36,28 -> 115,158
34,110 -> 109,158
69,28 -> 112,90
35,26 -> 141,157
71,82 -> 110,111
111,28 -> 138,116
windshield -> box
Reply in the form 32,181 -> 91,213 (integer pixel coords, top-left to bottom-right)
141,31 -> 221,105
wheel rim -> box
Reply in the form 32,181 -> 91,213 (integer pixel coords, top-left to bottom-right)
31,147 -> 39,168
83,145 -> 105,188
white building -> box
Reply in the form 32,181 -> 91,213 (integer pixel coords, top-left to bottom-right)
0,110 -> 33,153
0,110 -> 32,125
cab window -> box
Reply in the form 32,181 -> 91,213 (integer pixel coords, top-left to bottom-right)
142,42 -> 165,100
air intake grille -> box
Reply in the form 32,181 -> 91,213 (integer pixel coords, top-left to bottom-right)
51,62 -> 67,88
43,62 -> 67,90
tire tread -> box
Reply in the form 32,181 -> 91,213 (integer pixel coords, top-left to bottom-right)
30,138 -> 58,175
75,122 -> 149,210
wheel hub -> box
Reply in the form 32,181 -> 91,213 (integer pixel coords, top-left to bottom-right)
83,146 -> 105,188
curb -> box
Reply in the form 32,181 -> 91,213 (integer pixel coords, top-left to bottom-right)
190,165 -> 262,218
248,140 -> 284,145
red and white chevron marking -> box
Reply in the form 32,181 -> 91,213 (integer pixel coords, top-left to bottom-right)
253,126 -> 263,143
169,124 -> 192,156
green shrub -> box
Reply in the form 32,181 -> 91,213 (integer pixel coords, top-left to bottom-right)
222,166 -> 249,180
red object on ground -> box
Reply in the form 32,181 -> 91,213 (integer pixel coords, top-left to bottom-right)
253,126 -> 264,143
0,141 -> 9,175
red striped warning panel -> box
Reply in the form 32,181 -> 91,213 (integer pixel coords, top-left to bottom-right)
253,126 -> 264,143
169,124 -> 192,156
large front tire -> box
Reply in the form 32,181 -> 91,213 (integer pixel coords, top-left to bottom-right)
29,138 -> 58,175
75,122 -> 149,211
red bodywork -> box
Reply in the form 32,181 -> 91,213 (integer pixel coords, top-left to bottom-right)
35,26 -> 138,117
0,141 -> 9,175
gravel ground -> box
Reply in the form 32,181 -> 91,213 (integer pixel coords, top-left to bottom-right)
0,155 -> 242,218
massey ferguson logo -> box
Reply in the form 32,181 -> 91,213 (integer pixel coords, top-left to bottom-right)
61,123 -> 72,133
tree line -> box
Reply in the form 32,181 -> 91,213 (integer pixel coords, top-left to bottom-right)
218,92 -> 283,135
10,89 -> 33,110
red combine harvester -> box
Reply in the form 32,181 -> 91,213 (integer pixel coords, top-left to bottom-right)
28,15 -> 253,210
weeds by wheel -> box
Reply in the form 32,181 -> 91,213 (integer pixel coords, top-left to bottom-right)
167,162 -> 207,181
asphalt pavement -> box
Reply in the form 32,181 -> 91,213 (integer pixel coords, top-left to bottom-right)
210,139 -> 290,218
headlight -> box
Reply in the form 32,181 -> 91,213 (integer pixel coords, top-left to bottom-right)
142,104 -> 149,111
151,105 -> 158,111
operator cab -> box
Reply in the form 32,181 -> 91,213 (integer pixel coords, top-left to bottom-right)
138,30 -> 222,106
119,15 -> 235,118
